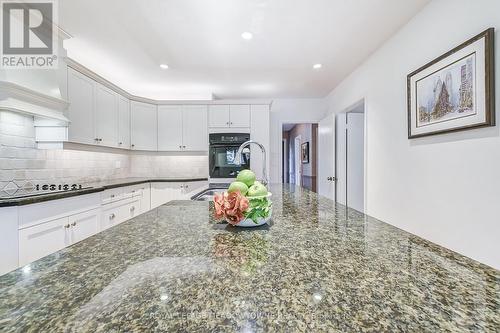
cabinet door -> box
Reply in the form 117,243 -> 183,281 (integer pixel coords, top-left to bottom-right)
208,105 -> 230,127
67,68 -> 95,145
158,105 -> 183,151
95,84 -> 119,147
150,183 -> 182,209
19,217 -> 70,266
183,105 -> 208,151
69,208 -> 100,244
118,96 -> 130,149
130,102 -> 157,151
230,105 -> 251,127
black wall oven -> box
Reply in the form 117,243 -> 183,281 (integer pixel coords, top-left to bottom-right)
209,133 -> 250,179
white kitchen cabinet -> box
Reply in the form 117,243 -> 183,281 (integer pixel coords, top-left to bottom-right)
208,104 -> 250,128
158,105 -> 183,151
183,105 -> 208,151
95,83 -> 119,147
150,182 -> 183,209
158,105 -> 208,151
131,101 -> 157,151
101,199 -> 140,231
67,67 -> 95,145
118,96 -> 131,149
19,216 -> 70,266
0,207 -> 19,275
69,208 -> 100,244
230,105 -> 251,127
209,105 -> 230,127
250,105 -> 270,181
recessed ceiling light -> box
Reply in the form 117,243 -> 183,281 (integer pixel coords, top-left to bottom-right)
241,32 -> 253,40
160,64 -> 169,69
313,63 -> 322,69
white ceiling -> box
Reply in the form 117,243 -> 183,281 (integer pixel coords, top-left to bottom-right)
60,0 -> 430,100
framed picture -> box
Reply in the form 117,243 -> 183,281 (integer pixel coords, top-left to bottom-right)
301,142 -> 309,164
407,28 -> 495,138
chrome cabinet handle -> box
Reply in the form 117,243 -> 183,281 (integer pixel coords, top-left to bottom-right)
185,184 -> 189,188
71,222 -> 76,227
131,144 -> 135,148
119,142 -> 122,145
110,194 -> 115,198
226,122 -> 229,125
182,145 -> 186,148
109,213 -> 115,219
130,206 -> 135,211
64,224 -> 70,229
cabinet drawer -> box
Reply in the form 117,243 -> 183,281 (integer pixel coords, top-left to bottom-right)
122,184 -> 145,199
101,187 -> 124,204
101,199 -> 141,231
19,217 -> 70,266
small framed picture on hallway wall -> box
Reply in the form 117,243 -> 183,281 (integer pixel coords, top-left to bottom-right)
301,142 -> 310,164
407,28 -> 495,139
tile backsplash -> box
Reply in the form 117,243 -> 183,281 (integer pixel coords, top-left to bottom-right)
0,111 -> 208,194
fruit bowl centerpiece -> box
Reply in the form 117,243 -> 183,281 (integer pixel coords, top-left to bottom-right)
213,170 -> 272,227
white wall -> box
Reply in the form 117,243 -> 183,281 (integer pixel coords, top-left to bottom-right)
325,0 -> 500,269
270,99 -> 328,183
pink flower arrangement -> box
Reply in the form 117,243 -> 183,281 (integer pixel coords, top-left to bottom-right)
213,191 -> 250,225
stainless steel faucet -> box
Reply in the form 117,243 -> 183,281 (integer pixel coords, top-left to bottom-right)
234,140 -> 268,186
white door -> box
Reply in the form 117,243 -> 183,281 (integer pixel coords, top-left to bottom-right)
67,68 -> 95,145
118,96 -> 130,149
318,114 -> 336,200
208,105 -> 230,127
294,136 -> 302,186
130,102 -> 157,151
69,208 -> 100,244
230,105 -> 251,127
18,217 -> 70,266
158,105 -> 183,151
347,113 -> 365,212
183,105 -> 208,151
95,84 -> 119,147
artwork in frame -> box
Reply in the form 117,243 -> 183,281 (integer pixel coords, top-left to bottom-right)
301,142 -> 309,164
407,28 -> 495,138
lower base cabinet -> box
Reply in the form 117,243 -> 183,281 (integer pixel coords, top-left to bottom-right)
18,208 -> 100,266
11,181 -> 206,271
101,199 -> 141,231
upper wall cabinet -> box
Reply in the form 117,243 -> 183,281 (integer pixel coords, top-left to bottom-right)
130,101 -> 157,151
229,105 -> 251,127
183,105 -> 208,151
208,104 -> 250,128
67,67 -> 130,149
158,105 -> 183,151
208,105 -> 230,127
158,105 -> 208,151
118,96 -> 130,149
95,83 -> 119,148
67,68 -> 95,145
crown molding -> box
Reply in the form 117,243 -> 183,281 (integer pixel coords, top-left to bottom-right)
65,57 -> 273,106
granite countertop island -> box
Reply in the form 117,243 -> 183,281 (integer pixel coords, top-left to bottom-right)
0,185 -> 498,332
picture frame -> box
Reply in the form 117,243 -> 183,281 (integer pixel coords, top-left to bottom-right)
301,142 -> 309,164
407,28 -> 495,139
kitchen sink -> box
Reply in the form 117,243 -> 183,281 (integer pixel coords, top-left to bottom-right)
191,186 -> 228,201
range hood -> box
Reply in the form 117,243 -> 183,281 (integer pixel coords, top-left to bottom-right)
0,27 -> 71,149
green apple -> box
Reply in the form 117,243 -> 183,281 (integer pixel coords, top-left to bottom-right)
247,182 -> 268,197
228,181 -> 249,195
236,169 -> 256,187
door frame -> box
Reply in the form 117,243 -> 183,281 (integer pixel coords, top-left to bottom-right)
278,119 -> 320,184
336,98 -> 368,213
294,135 -> 302,186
